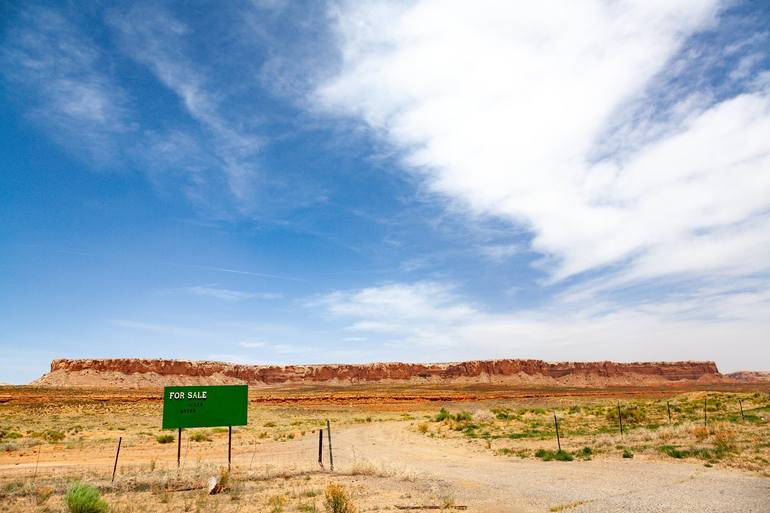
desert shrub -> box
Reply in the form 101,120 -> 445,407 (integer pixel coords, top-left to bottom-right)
417,422 -> 429,434
30,430 -> 65,442
434,408 -> 450,422
190,431 -> 211,442
713,429 -> 737,451
269,495 -> 287,513
622,449 -> 634,459
606,406 -> 646,425
64,482 -> 109,513
264,421 -> 277,427
324,483 -> 356,513
434,408 -> 472,423
454,411 -> 473,422
156,434 -> 174,444
35,485 -> 54,505
691,426 -> 709,441
534,449 -> 573,462
576,446 -> 592,460
5,431 -> 23,439
218,468 -> 230,491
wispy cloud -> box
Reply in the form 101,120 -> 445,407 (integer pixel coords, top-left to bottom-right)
162,262 -> 304,282
1,5 -> 133,165
108,319 -> 212,337
106,3 -> 263,210
185,285 -> 281,301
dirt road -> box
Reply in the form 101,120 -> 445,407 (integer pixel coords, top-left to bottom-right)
312,422 -> 770,513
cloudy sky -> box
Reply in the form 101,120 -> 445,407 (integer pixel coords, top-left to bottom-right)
2,1 -> 769,383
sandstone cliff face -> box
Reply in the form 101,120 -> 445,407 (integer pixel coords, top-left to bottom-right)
726,371 -> 770,383
33,358 -> 723,387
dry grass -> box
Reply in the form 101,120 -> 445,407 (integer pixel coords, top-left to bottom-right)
423,392 -> 770,473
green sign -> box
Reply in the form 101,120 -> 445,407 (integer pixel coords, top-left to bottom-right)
162,385 -> 248,429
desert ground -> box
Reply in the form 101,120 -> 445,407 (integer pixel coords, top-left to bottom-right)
1,384 -> 769,513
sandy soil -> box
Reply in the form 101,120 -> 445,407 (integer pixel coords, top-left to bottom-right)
2,386 -> 769,512
6,421 -> 767,512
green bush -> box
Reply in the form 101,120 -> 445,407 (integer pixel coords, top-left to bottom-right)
434,408 -> 450,422
534,449 -> 574,461
64,482 -> 109,513
155,434 -> 175,444
622,449 -> 634,459
434,408 -> 472,423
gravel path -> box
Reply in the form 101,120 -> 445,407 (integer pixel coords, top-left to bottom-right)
329,422 -> 770,513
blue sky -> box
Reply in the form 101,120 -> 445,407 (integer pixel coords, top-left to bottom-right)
2,1 -> 770,384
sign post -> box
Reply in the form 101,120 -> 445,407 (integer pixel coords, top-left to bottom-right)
162,385 -> 248,469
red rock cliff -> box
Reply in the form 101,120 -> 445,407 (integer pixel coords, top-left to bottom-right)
34,358 -> 723,387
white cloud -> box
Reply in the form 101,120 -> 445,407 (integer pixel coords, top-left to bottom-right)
238,340 -> 266,348
317,0 -> 770,287
316,281 -> 770,371
185,285 -> 281,301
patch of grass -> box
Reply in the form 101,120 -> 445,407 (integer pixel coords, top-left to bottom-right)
549,500 -> 589,512
417,422 -> 429,434
155,434 -> 175,444
575,446 -> 592,460
622,449 -> 634,459
64,482 -> 109,513
189,431 -> 212,442
324,483 -> 356,513
606,406 -> 646,425
30,429 -> 65,442
659,445 -> 686,458
535,449 -> 574,461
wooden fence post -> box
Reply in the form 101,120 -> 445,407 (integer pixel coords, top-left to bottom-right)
318,428 -> 324,468
617,402 -> 624,436
326,419 -> 334,471
667,401 -> 672,423
112,437 -> 122,482
704,397 -> 708,427
739,399 -> 745,421
553,411 -> 561,452
33,443 -> 41,482
228,426 -> 232,471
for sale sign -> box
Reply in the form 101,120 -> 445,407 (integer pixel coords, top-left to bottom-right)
162,385 -> 248,429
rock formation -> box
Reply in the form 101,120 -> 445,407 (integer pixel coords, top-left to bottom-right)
726,371 -> 770,383
32,358 -> 725,388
